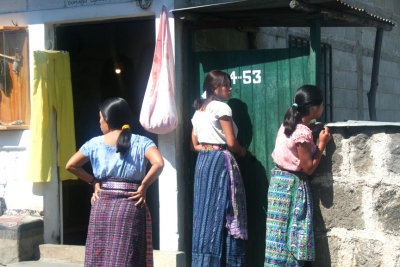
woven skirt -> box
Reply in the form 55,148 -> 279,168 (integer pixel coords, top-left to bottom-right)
192,149 -> 246,267
264,167 -> 314,267
85,179 -> 153,267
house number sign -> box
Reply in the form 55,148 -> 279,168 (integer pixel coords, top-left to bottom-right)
230,70 -> 262,85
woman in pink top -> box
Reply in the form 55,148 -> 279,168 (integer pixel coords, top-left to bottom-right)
265,85 -> 331,267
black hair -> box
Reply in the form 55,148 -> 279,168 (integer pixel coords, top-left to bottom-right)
308,122 -> 325,143
193,70 -> 231,110
283,85 -> 323,137
99,97 -> 132,154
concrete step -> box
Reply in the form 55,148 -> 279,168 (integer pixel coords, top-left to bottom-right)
5,244 -> 186,267
5,261 -> 83,266
0,215 -> 43,265
38,244 -> 84,263
38,245 -> 186,266
5,244 -> 84,267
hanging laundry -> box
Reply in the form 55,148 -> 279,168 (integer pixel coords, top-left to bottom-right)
27,51 -> 77,182
140,5 -> 178,134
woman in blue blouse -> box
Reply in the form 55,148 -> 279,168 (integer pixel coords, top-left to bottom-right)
66,97 -> 164,267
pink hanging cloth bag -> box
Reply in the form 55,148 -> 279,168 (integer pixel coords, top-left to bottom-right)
139,5 -> 178,134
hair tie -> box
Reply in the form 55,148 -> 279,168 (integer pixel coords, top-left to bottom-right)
121,124 -> 130,130
292,103 -> 298,108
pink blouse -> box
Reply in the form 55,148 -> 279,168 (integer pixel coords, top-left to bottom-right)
271,123 -> 316,172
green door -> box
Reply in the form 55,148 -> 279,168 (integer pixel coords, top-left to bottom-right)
194,47 -> 315,266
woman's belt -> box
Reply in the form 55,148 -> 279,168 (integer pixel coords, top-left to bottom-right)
201,143 -> 227,151
101,178 -> 140,191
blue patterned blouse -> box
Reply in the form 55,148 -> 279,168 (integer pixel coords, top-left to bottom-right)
79,134 -> 156,182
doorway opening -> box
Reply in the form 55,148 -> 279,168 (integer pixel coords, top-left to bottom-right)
55,17 -> 159,247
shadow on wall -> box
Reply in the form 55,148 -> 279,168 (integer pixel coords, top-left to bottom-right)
311,134 -> 336,267
229,98 -> 269,267
0,130 -> 25,146
0,197 -> 6,215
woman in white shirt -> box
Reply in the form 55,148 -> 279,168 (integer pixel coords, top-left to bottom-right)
191,70 -> 248,267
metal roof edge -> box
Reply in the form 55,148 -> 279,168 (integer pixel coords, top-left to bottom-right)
333,0 -> 395,27
326,120 -> 400,127
172,0 -> 395,30
171,1 -> 247,13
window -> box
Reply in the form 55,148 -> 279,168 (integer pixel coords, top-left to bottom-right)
0,26 -> 30,130
289,36 -> 333,122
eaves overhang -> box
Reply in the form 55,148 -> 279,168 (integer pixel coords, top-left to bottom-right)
172,0 -> 395,30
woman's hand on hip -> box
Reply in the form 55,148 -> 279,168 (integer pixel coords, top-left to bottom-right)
91,182 -> 103,205
128,184 -> 147,207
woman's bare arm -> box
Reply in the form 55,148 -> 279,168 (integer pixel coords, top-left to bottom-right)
65,151 -> 94,183
219,116 -> 246,157
298,126 -> 331,175
129,146 -> 164,206
191,129 -> 203,152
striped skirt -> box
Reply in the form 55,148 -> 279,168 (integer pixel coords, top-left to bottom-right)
192,149 -> 246,267
85,179 -> 153,267
264,167 -> 314,267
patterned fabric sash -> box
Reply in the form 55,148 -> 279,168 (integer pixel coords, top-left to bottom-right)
223,151 -> 248,240
201,143 -> 228,151
191,149 -> 246,266
101,178 -> 140,191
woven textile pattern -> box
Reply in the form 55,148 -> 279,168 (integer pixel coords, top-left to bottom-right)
192,149 -> 246,267
85,189 -> 153,267
102,180 -> 139,191
264,168 -> 314,267
224,151 -> 248,240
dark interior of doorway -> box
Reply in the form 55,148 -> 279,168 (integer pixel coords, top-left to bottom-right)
55,17 -> 159,248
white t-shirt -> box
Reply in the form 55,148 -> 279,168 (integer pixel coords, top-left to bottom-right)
191,100 -> 238,144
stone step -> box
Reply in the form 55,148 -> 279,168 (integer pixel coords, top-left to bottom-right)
38,244 -> 84,263
6,244 -> 186,267
6,260 -> 83,266
0,215 -> 43,265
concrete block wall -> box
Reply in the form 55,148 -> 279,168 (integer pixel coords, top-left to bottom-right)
311,122 -> 400,267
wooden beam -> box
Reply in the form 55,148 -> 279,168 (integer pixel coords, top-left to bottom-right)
0,26 -> 27,31
310,18 -> 322,88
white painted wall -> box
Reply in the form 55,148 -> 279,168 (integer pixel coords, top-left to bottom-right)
0,130 -> 43,213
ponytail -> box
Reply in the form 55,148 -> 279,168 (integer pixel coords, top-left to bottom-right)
117,126 -> 131,154
283,85 -> 323,137
193,98 -> 208,110
99,97 -> 132,154
283,105 -> 302,136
